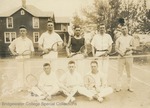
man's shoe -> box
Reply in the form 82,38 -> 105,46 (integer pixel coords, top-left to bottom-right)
127,88 -> 134,92
97,97 -> 104,103
115,88 -> 121,92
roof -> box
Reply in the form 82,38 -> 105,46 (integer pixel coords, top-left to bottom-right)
147,0 -> 150,9
55,17 -> 70,23
0,5 -> 54,17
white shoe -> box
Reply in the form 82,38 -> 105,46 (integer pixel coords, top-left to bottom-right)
98,97 -> 103,103
46,95 -> 52,101
64,97 -> 70,103
88,97 -> 93,101
127,88 -> 134,92
70,97 -> 76,102
115,88 -> 121,92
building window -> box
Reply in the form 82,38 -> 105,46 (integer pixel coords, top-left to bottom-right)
4,32 -> 16,43
32,17 -> 39,29
33,32 -> 40,43
61,24 -> 68,31
6,17 -> 13,28
21,10 -> 25,15
55,24 -> 61,30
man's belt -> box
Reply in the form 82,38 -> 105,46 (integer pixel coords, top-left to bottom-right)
96,49 -> 108,52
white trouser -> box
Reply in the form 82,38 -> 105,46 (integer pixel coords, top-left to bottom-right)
43,51 -> 58,59
62,86 -> 94,98
117,55 -> 133,89
31,85 -> 59,96
13,61 -> 24,90
96,52 -> 109,86
90,87 -> 113,98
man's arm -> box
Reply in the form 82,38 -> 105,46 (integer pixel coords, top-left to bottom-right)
66,36 -> 71,57
9,40 -> 18,56
115,38 -> 125,57
38,34 -> 49,54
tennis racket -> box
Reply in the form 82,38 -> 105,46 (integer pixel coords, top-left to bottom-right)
84,75 -> 95,90
40,41 -> 63,56
26,74 -> 38,88
10,50 -> 32,59
70,45 -> 87,57
10,50 -> 32,56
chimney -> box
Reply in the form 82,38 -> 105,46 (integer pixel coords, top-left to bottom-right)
22,0 -> 26,8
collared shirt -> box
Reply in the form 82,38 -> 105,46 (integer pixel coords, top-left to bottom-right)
38,71 -> 58,87
9,37 -> 34,54
116,35 -> 134,54
87,72 -> 105,87
60,71 -> 83,87
38,31 -> 63,49
91,33 -> 113,50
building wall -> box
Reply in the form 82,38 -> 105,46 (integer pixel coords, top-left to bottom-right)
0,9 -> 69,57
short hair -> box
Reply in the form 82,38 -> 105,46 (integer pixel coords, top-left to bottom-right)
68,60 -> 75,65
19,25 -> 26,29
99,23 -> 105,26
90,60 -> 98,66
47,17 -> 54,24
74,25 -> 81,30
43,63 -> 50,67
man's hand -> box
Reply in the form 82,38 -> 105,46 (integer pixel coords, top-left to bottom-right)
67,53 -> 72,58
43,49 -> 49,54
119,52 -> 125,57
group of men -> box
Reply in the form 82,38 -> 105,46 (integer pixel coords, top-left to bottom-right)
8,19 -> 135,102
30,60 -> 113,103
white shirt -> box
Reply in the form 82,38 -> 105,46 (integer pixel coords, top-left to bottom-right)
38,31 -> 63,49
116,35 -> 134,54
91,33 -> 113,50
9,37 -> 34,54
38,71 -> 58,87
60,71 -> 83,87
87,72 -> 105,87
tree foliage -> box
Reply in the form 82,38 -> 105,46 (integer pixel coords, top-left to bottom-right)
72,0 -> 149,39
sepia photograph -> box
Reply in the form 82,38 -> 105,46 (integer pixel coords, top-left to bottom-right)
0,0 -> 150,108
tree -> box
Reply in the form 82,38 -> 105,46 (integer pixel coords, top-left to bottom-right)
71,12 -> 85,27
78,0 -> 149,39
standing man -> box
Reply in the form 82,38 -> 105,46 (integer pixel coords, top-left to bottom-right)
9,25 -> 34,59
91,23 -> 113,85
8,25 -> 34,91
30,63 -> 60,100
66,25 -> 86,58
38,20 -> 63,59
115,25 -> 135,92
85,61 -> 113,103
59,60 -> 94,103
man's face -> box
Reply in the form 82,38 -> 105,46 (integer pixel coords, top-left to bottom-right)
91,63 -> 98,74
44,65 -> 51,75
19,28 -> 27,37
74,28 -> 81,36
122,26 -> 128,35
47,22 -> 54,31
68,63 -> 75,73
99,25 -> 105,34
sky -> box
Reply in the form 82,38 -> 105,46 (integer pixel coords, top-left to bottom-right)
0,0 -> 93,17
0,0 -> 149,17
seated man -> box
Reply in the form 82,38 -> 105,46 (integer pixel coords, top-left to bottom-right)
59,60 -> 94,103
30,63 -> 59,100
84,60 -> 113,103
